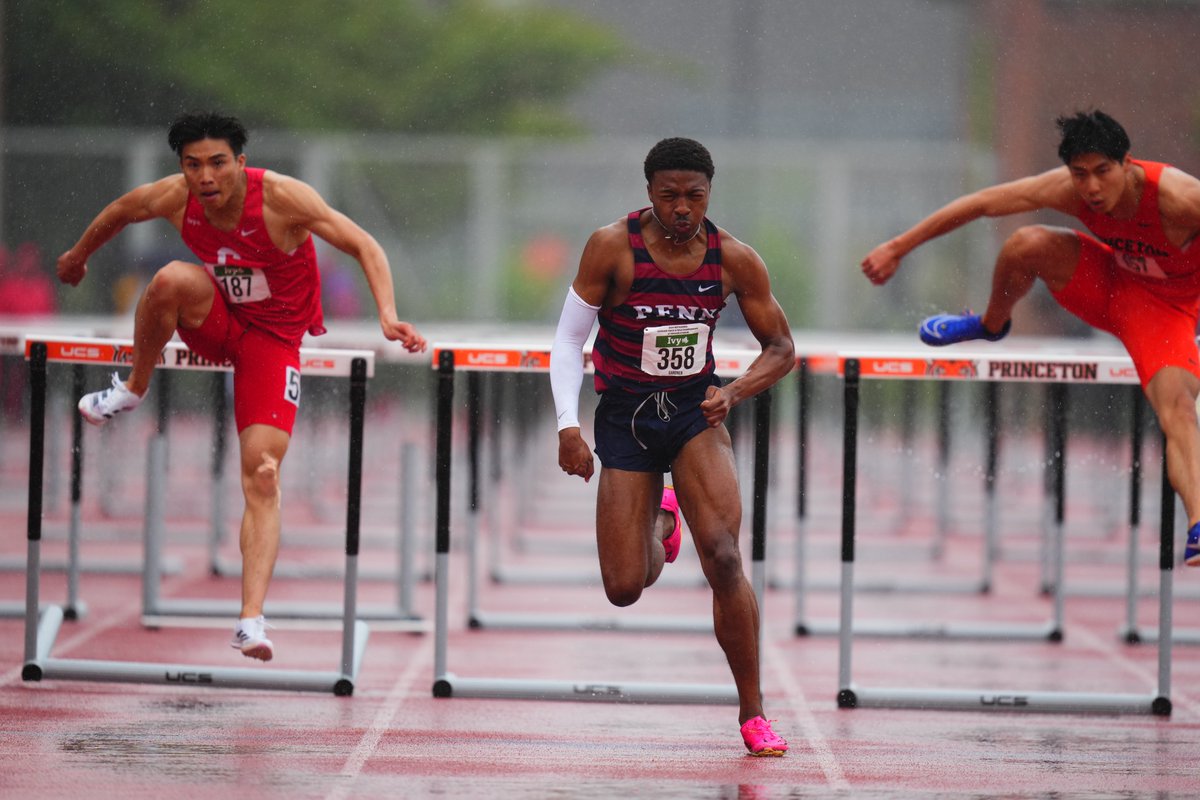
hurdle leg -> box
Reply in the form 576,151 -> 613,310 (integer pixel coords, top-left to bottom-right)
64,365 -> 86,619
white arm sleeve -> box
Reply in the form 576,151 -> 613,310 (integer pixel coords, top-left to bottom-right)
550,286 -> 600,431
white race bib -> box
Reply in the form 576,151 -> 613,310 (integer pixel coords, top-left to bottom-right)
208,264 -> 271,304
640,323 -> 709,377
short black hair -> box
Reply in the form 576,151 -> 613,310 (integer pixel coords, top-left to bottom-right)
167,112 -> 249,158
643,137 -> 715,183
1056,110 -> 1130,164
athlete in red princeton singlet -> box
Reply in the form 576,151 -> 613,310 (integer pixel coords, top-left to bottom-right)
57,112 -> 427,661
860,109 -> 1200,568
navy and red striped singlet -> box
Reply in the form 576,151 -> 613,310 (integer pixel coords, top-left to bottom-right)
592,208 -> 726,393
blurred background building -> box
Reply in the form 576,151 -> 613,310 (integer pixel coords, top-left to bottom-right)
3,0 -> 1199,335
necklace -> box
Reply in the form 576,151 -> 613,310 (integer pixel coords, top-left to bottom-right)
651,209 -> 704,244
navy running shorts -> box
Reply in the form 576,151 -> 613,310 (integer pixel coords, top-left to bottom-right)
593,374 -> 722,473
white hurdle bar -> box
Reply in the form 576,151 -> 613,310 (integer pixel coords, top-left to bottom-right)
428,343 -> 779,704
21,337 -> 374,695
835,347 -> 1172,715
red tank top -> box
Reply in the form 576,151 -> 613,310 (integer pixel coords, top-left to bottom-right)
592,209 -> 725,393
180,167 -> 325,345
1075,159 -> 1200,303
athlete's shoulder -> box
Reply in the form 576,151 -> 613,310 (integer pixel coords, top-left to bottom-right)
585,216 -> 631,251
135,173 -> 189,219
1156,164 -> 1200,226
713,225 -> 765,270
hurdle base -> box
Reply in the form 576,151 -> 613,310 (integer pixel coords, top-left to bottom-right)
433,672 -> 738,704
796,617 -> 1061,641
25,606 -> 369,695
1118,626 -> 1200,646
467,610 -> 713,634
142,597 -> 427,631
841,684 -> 1169,715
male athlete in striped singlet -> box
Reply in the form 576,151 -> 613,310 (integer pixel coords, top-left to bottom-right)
550,138 -> 795,755
861,110 -> 1200,568
57,112 -> 427,661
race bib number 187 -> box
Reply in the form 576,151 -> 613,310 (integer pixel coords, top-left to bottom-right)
208,264 -> 271,304
640,323 -> 709,377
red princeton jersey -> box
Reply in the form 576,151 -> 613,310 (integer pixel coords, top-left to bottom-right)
1075,159 -> 1200,303
180,167 -> 325,345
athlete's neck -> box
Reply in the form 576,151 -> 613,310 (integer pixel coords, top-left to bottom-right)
650,208 -> 703,245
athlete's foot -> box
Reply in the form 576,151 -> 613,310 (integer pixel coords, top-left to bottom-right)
1185,521 -> 1200,567
919,312 -> 1011,347
740,716 -> 788,756
78,372 -> 143,425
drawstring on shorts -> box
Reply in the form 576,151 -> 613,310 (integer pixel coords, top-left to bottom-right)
630,390 -> 678,450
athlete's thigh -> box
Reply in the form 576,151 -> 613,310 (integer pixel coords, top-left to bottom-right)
595,466 -> 663,564
1048,233 -> 1116,330
230,329 -> 302,436
670,425 -> 740,547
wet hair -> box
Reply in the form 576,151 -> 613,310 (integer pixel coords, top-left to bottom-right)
643,137 -> 715,183
167,112 -> 249,157
1055,110 -> 1130,164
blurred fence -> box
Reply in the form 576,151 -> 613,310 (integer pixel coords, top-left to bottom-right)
3,127 -> 996,330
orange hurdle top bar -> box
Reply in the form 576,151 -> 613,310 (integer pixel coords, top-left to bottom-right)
22,335 -> 375,378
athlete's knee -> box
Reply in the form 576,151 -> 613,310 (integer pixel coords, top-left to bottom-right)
144,261 -> 199,306
697,534 -> 744,589
243,452 -> 282,506
603,581 -> 644,608
999,226 -> 1054,261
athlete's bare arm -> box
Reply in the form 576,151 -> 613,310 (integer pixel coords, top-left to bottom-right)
262,171 -> 426,352
702,232 -> 794,427
56,175 -> 189,286
861,167 -> 1080,286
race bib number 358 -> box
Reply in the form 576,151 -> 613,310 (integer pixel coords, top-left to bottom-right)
640,323 -> 709,377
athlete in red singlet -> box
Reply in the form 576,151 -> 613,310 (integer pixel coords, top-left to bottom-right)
57,112 -> 427,660
860,109 -> 1200,567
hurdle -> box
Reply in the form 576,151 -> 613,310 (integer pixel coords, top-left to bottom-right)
835,347 -> 1173,715
198,371 -> 428,628
442,340 -> 770,635
21,337 -> 373,695
786,339 -> 1002,638
430,347 -> 778,703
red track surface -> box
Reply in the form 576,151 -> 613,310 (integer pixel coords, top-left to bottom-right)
2,406 -> 1199,799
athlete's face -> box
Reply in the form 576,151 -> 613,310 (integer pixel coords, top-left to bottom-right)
180,138 -> 246,210
646,170 -> 710,240
1068,152 -> 1132,215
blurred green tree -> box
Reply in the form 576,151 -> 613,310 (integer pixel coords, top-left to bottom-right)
4,0 -> 622,134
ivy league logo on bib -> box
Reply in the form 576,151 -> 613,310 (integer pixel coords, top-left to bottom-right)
640,323 -> 709,377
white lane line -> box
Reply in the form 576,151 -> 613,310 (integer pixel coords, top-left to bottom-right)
1,605 -> 140,686
325,635 -> 434,800
1072,624 -> 1199,717
763,637 -> 850,791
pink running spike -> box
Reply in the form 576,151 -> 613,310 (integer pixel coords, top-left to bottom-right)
660,485 -> 682,563
740,716 -> 788,757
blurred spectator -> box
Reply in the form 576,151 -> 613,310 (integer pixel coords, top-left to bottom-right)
0,242 -> 58,416
0,242 -> 57,316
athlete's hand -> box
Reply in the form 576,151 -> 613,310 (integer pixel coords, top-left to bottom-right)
382,320 -> 427,353
860,240 -> 903,286
700,384 -> 733,427
56,249 -> 88,286
558,427 -> 594,482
